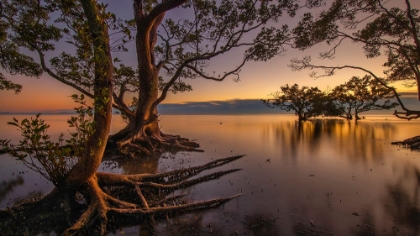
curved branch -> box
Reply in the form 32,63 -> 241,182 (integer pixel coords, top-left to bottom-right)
376,0 -> 412,33
336,30 -> 416,55
35,47 -> 94,99
0,11 -> 94,99
146,0 -> 187,25
404,0 -> 420,59
112,92 -> 135,119
185,56 -> 247,82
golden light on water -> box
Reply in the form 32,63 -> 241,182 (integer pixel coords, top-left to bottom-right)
1,114 -> 420,235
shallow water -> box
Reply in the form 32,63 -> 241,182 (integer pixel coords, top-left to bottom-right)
1,114 -> 420,235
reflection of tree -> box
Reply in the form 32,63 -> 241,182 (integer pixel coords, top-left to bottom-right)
263,120 -> 324,158
351,164 -> 420,236
350,211 -> 376,236
103,157 -> 160,175
0,176 -> 24,203
263,119 -> 395,162
159,212 -> 283,236
293,221 -> 335,236
155,212 -> 206,235
333,121 -> 395,163
383,165 -> 420,234
242,213 -> 282,236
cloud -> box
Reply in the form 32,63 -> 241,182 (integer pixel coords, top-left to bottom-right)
3,96 -> 419,115
157,96 -> 420,115
158,99 -> 286,115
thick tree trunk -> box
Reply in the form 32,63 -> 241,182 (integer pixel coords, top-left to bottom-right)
1,2 -> 243,234
65,0 -> 113,190
107,4 -> 200,158
106,17 -> 164,157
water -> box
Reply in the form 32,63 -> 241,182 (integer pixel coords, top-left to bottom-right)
0,114 -> 419,235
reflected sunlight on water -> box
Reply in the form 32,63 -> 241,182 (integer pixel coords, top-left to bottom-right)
1,114 -> 420,235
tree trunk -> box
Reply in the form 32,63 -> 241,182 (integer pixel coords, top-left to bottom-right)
107,4 -> 200,158
108,68 -> 200,158
106,15 -> 164,157
1,2 -> 242,234
65,0 -> 113,190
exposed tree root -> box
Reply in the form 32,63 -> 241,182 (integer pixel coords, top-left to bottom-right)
0,155 -> 244,235
391,136 -> 420,150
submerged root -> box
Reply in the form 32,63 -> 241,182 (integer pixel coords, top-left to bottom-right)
1,155 -> 244,235
391,136 -> 420,149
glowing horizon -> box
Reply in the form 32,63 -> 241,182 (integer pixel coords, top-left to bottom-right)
1,1 -> 419,113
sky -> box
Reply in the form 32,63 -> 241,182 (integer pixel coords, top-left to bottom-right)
0,0 -> 419,113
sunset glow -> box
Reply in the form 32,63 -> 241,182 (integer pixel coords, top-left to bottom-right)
0,1 -> 419,113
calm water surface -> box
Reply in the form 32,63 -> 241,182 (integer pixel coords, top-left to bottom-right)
1,114 -> 420,235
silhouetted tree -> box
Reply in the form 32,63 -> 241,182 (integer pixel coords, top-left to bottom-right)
262,84 -> 332,121
330,75 -> 398,121
290,0 -> 420,120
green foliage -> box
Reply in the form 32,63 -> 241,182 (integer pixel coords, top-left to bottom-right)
262,84 -> 332,121
0,0 -> 46,93
0,74 -> 22,93
0,94 -> 95,187
0,0 -> 133,96
158,76 -> 192,94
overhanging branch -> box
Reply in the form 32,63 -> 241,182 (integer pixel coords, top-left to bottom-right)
290,58 -> 420,119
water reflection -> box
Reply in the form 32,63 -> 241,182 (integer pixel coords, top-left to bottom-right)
102,158 -> 160,175
1,114 -> 420,235
383,163 -> 420,234
0,176 -> 24,204
349,163 -> 420,236
263,119 -> 396,163
242,213 -> 282,236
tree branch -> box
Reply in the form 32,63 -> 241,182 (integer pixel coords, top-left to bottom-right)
291,57 -> 420,119
146,0 -> 187,26
34,45 -> 94,99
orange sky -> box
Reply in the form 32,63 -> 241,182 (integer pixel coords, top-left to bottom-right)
0,1 -> 418,112
1,40 -> 416,113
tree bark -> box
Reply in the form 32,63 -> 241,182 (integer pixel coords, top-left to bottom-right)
107,1 -> 200,157
65,0 -> 113,190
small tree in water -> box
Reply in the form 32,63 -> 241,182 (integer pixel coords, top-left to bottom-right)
330,75 -> 398,121
262,84 -> 333,121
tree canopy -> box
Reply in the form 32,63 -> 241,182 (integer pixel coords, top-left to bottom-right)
330,75 -> 398,120
263,76 -> 398,121
262,83 -> 331,121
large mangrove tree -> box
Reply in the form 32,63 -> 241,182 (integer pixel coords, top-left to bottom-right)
0,0 -> 244,234
0,0 -> 324,157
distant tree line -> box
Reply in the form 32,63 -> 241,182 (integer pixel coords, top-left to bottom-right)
263,75 -> 398,121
